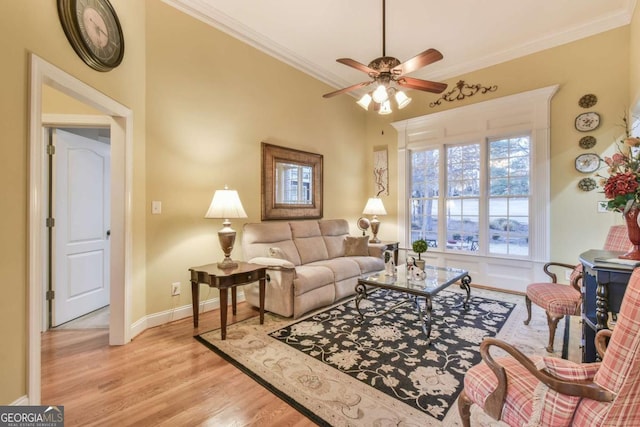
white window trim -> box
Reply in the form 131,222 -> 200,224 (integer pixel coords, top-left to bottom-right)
392,85 -> 559,292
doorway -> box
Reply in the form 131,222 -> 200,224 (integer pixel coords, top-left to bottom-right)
29,54 -> 133,405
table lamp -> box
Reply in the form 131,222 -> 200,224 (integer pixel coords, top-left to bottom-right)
205,186 -> 248,268
363,197 -> 387,243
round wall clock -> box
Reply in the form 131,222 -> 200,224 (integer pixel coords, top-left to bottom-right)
575,112 -> 601,132
575,153 -> 600,173
57,0 -> 124,72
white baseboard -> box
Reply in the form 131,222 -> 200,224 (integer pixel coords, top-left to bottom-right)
11,395 -> 29,405
130,291 -> 246,339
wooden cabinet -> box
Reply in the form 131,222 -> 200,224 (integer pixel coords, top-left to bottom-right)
579,250 -> 635,362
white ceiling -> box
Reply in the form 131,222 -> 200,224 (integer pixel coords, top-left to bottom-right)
164,0 -> 636,96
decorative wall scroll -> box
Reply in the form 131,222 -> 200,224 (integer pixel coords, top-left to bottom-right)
429,80 -> 498,107
373,146 -> 389,196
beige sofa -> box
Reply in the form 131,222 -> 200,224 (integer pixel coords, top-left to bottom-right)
241,219 -> 385,318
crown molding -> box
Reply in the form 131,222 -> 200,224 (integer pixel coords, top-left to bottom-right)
162,0 -> 351,90
164,0 -> 636,90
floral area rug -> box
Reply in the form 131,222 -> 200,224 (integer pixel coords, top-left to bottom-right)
196,287 -> 567,426
268,289 -> 513,422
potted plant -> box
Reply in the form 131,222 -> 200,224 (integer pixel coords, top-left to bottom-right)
412,239 -> 428,270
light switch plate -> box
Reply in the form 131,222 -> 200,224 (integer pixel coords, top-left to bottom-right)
152,201 -> 162,214
597,201 -> 608,213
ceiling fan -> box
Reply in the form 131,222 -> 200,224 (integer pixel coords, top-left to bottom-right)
323,0 -> 447,113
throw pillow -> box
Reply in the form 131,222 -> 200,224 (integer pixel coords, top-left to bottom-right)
344,236 -> 369,256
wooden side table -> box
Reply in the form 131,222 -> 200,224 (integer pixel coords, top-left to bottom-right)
189,262 -> 267,340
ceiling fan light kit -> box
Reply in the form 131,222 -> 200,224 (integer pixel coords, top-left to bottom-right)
379,100 -> 393,115
394,90 -> 412,109
323,0 -> 447,115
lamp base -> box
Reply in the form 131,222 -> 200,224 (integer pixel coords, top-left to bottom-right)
217,257 -> 238,269
217,222 -> 238,269
370,217 -> 381,243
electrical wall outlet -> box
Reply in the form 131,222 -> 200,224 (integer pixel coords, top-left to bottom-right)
564,270 -> 572,280
171,282 -> 181,296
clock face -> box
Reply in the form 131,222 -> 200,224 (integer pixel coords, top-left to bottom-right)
575,153 -> 600,173
575,112 -> 601,132
58,0 -> 124,71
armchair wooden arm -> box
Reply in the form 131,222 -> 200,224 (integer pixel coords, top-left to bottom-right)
479,337 -> 615,421
543,262 -> 582,291
595,329 -> 613,359
542,262 -> 576,282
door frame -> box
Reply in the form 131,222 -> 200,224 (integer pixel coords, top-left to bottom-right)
28,54 -> 133,404
43,124 -> 112,328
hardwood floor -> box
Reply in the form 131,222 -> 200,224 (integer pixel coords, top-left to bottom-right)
41,303 -> 315,427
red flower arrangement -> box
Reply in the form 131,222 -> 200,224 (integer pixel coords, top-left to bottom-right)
599,115 -> 640,213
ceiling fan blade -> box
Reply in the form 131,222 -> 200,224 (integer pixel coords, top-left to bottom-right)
336,58 -> 379,76
397,76 -> 448,94
392,48 -> 443,76
322,81 -> 372,98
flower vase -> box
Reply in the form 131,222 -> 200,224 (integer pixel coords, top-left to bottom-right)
620,205 -> 640,260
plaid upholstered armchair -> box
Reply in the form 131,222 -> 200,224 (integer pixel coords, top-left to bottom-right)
524,225 -> 631,352
458,265 -> 640,426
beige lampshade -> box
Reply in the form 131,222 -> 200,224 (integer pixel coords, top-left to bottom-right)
362,197 -> 387,216
205,188 -> 248,219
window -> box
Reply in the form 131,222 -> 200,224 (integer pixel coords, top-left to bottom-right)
488,136 -> 530,256
394,85 -> 557,272
410,135 -> 530,257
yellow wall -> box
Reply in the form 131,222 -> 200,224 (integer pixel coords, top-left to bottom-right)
631,3 -> 640,107
367,27 -> 631,264
0,0 -> 637,406
143,2 -> 368,314
0,0 -> 147,404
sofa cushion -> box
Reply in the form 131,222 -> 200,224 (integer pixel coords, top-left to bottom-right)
308,257 -> 362,282
242,222 -> 302,265
344,236 -> 369,256
290,221 -> 329,264
293,265 -> 335,296
319,219 -> 350,258
350,256 -> 385,274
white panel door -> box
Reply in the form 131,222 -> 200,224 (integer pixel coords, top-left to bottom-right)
52,129 -> 110,326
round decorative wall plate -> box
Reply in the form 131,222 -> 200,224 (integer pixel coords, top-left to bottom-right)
578,177 -> 597,191
578,94 -> 598,109
575,112 -> 601,132
575,153 -> 600,173
579,135 -> 597,149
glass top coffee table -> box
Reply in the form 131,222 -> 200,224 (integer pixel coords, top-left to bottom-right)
355,265 -> 471,343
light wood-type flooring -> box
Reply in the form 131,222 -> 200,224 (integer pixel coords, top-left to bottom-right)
42,298 -> 581,426
41,303 -> 314,427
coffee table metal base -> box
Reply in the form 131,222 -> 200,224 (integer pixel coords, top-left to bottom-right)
354,274 -> 471,343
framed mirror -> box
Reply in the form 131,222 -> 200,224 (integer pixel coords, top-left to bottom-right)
262,142 -> 323,220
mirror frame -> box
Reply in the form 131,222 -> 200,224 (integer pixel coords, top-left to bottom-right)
261,142 -> 323,220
